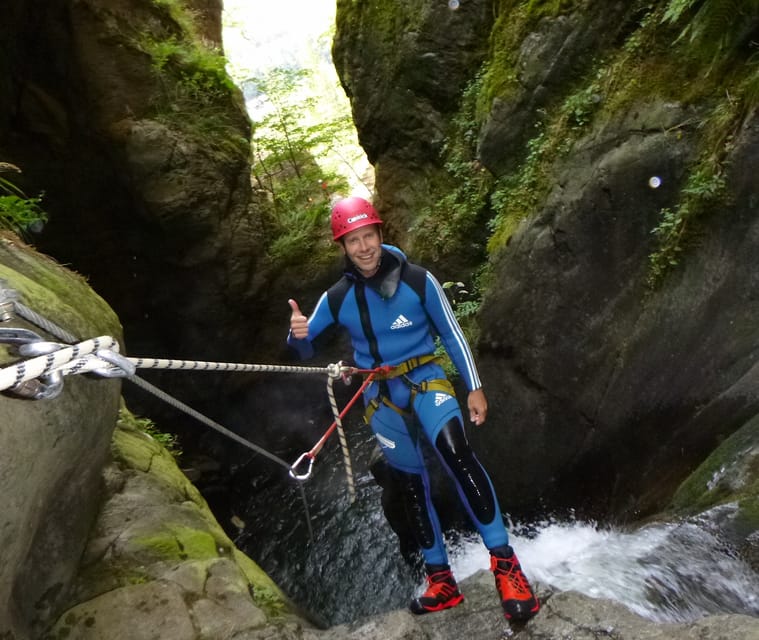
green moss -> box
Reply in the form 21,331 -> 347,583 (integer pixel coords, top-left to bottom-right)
735,495 -> 759,536
481,7 -> 529,113
482,0 -> 585,113
113,408 -> 207,508
477,0 -> 759,279
231,549 -> 292,617
133,525 -> 219,562
670,414 -> 759,515
336,0 -> 428,76
525,0 -> 584,20
0,234 -> 122,346
111,406 -> 295,618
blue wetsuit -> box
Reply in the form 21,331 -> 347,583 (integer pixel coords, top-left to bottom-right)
288,245 -> 508,565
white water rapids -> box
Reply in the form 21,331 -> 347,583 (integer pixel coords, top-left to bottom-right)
447,515 -> 759,623
232,424 -> 759,626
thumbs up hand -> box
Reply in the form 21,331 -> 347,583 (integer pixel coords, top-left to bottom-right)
288,299 -> 309,339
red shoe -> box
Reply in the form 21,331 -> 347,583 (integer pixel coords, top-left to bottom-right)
490,550 -> 540,622
409,564 -> 464,614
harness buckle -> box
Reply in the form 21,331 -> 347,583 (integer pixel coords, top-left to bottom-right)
401,373 -> 424,392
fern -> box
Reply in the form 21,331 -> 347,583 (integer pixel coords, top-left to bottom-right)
0,164 -> 47,235
664,0 -> 759,64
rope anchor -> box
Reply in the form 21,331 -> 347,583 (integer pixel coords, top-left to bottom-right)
0,281 -> 374,508
0,327 -> 64,400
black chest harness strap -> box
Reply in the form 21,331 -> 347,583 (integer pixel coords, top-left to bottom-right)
326,259 -> 455,426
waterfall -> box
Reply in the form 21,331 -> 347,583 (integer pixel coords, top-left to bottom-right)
450,512 -> 759,623
231,426 -> 759,626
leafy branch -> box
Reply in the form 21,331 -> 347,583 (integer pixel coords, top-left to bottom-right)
0,163 -> 47,236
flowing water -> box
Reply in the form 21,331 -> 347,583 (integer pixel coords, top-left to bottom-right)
231,425 -> 759,626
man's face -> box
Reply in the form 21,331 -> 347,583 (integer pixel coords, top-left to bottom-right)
341,224 -> 382,276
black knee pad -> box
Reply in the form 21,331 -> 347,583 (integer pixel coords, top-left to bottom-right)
393,468 -> 436,550
435,419 -> 496,525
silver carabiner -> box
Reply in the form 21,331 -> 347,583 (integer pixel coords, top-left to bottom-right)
92,349 -> 136,378
18,340 -> 65,357
0,327 -> 45,346
8,370 -> 63,400
5,338 -> 65,400
0,282 -> 19,322
288,452 -> 315,481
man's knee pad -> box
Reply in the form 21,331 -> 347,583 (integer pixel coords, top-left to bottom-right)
435,418 -> 496,524
393,468 -> 436,550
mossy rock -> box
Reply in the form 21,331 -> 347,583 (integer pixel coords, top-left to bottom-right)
108,408 -> 295,618
670,413 -> 759,516
0,233 -> 122,345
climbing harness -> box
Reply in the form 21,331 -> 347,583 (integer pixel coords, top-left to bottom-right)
361,354 -> 456,424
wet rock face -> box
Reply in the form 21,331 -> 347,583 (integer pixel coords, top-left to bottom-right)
474,111 -> 759,518
0,236 -> 123,638
0,0 -> 265,377
477,5 -> 631,177
332,0 -> 495,244
335,0 -> 759,522
333,0 -> 494,164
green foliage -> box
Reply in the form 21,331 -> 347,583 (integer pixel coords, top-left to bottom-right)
648,165 -> 727,287
127,412 -> 183,460
410,72 -> 494,261
250,66 -> 350,266
647,82 -> 746,287
487,126 -> 553,252
562,81 -> 603,129
135,3 -> 246,156
146,36 -> 235,101
486,59 -> 609,254
434,280 -> 482,379
0,164 -> 47,236
0,195 -> 47,235
663,0 -> 759,67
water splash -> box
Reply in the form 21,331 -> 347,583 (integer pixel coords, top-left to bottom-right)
232,426 -> 759,625
447,517 -> 759,623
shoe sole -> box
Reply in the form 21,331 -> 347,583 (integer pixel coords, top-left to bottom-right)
411,594 -> 465,614
503,600 -> 540,622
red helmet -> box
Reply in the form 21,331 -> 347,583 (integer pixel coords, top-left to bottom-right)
330,196 -> 383,241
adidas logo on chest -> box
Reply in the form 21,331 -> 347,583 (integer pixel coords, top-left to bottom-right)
390,314 -> 413,330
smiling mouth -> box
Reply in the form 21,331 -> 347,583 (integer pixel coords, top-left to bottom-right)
356,252 -> 376,263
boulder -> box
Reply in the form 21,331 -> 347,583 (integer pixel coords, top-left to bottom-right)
0,233 -> 122,638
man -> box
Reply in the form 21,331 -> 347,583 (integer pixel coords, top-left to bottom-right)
287,196 -> 539,622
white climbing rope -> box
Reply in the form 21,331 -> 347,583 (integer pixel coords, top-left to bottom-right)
0,280 -> 361,512
0,335 -> 120,391
326,369 -> 356,503
0,336 -> 346,393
